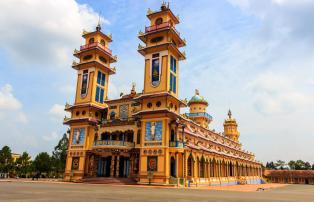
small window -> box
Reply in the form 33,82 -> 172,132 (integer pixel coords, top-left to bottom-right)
156,101 -> 161,107
82,111 -> 86,115
170,73 -> 176,93
83,55 -> 92,61
147,102 -> 152,108
89,38 -> 94,44
95,86 -> 104,103
97,71 -> 106,86
150,36 -> 163,43
136,130 -> 141,144
155,18 -> 163,25
110,111 -> 116,120
100,39 -> 105,46
99,56 -> 107,63
170,56 -> 177,73
76,111 -> 80,116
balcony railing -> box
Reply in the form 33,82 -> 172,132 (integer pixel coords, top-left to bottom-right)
185,112 -> 213,121
145,22 -> 180,36
94,140 -> 135,147
169,141 -> 184,148
80,42 -> 112,55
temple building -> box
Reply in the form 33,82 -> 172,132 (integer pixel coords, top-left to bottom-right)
63,3 -> 262,186
264,170 -> 314,185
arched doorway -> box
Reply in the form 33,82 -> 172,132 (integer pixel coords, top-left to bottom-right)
305,178 -> 309,184
187,155 -> 192,177
97,156 -> 111,177
170,129 -> 175,142
200,157 -> 205,178
170,156 -> 176,177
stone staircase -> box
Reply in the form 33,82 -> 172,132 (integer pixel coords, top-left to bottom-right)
81,177 -> 137,185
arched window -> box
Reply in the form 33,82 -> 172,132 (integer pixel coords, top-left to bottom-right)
101,132 -> 110,141
170,129 -> 175,142
100,39 -> 106,46
200,157 -> 205,178
89,38 -> 94,44
170,157 -> 176,177
110,111 -> 116,120
187,155 -> 192,177
155,17 -> 163,25
136,130 -> 141,144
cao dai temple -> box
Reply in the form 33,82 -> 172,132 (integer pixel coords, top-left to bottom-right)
63,3 -> 263,186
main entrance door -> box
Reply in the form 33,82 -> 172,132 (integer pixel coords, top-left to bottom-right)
119,156 -> 130,177
97,156 -> 111,177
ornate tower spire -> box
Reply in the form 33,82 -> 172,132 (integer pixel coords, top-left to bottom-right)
223,109 -> 240,142
228,109 -> 232,119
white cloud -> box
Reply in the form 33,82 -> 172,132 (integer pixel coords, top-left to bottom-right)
0,84 -> 22,110
17,112 -> 28,124
43,131 -> 59,142
228,0 -> 314,42
248,72 -> 311,115
49,104 -> 67,120
0,0 -> 109,68
59,84 -> 76,95
0,84 -> 28,124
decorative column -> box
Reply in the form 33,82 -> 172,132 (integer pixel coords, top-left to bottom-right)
110,155 -> 115,177
182,153 -> 185,178
175,152 -> 179,178
115,155 -> 120,177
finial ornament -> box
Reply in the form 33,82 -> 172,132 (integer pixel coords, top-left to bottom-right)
96,11 -> 102,31
195,89 -> 199,95
147,8 -> 153,15
132,82 -> 136,90
161,1 -> 168,10
228,109 -> 232,119
131,82 -> 136,95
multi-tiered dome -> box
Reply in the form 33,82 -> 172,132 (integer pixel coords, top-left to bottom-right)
186,89 -> 212,128
188,89 -> 208,106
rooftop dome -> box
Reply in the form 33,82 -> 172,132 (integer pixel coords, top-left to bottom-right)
188,89 -> 208,106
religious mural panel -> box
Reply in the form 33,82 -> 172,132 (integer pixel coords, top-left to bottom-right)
147,156 -> 158,171
72,157 -> 80,170
72,128 -> 85,145
145,121 -> 162,141
80,70 -> 89,97
151,53 -> 160,87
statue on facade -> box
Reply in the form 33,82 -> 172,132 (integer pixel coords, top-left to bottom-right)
151,122 -> 156,140
75,129 -> 80,144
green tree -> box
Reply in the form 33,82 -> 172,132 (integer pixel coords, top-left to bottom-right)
275,160 -> 286,170
266,161 -> 276,170
0,146 -> 13,173
33,152 -> 51,175
295,160 -> 306,170
304,162 -> 311,170
15,152 -> 32,177
51,131 -> 69,177
312,164 -> 314,170
288,160 -> 296,170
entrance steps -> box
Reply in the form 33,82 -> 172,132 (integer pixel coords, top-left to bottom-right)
81,177 -> 137,185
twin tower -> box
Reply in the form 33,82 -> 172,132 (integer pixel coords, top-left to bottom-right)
68,3 -> 239,141
64,3 -> 241,181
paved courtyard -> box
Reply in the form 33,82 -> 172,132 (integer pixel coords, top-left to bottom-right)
0,181 -> 314,202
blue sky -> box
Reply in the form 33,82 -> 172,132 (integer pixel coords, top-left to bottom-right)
0,0 -> 313,163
